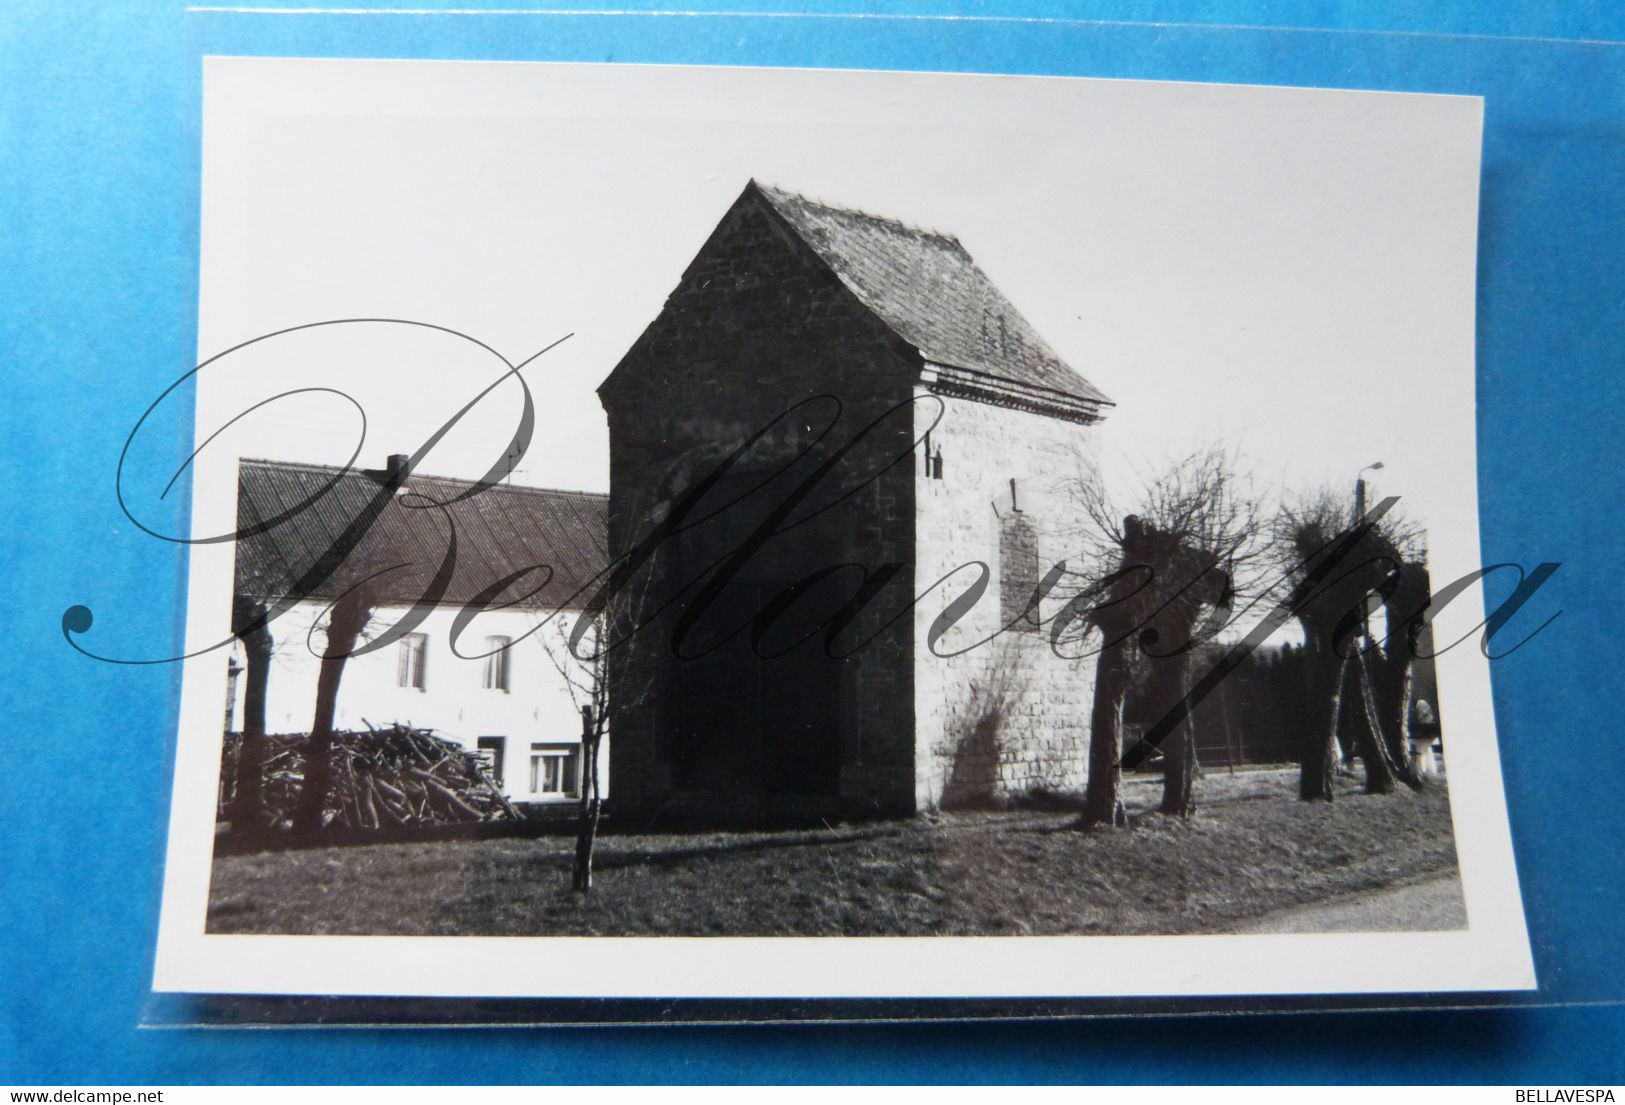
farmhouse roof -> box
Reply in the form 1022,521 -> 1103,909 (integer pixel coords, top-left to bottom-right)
233,458 -> 608,611
750,182 -> 1112,418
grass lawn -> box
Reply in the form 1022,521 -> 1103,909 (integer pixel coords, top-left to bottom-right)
206,769 -> 1461,937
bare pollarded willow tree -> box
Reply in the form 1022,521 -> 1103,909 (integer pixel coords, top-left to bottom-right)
1062,445 -> 1266,824
1273,487 -> 1429,801
292,582 -> 379,834
229,595 -> 276,834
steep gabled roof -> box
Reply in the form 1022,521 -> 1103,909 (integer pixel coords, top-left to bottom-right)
751,182 -> 1112,419
233,459 -> 608,611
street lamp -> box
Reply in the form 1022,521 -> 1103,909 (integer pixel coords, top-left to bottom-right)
1354,461 -> 1385,649
1354,461 -> 1384,524
1338,460 -> 1389,774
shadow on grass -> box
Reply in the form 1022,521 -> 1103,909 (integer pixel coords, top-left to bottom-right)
591,821 -> 919,871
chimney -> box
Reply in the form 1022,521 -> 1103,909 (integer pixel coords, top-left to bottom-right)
361,452 -> 414,491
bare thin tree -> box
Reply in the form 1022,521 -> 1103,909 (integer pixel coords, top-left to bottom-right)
537,482 -> 668,893
539,613 -> 612,891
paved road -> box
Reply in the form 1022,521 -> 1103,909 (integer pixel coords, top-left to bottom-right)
1234,873 -> 1466,934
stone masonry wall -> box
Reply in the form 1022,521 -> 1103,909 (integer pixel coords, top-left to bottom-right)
912,388 -> 1103,810
600,188 -> 922,819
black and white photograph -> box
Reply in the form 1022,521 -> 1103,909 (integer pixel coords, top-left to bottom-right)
146,58 -> 1533,999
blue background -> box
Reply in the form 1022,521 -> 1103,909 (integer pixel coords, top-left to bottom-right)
4,0 -> 1625,1084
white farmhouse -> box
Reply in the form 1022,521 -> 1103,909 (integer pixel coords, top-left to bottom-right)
224,456 -> 609,807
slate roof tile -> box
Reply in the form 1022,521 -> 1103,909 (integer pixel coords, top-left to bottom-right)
754,182 -> 1112,409
234,459 -> 607,611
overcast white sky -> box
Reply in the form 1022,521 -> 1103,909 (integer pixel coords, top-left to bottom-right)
181,58 -> 1481,553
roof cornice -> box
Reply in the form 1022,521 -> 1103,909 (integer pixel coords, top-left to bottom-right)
920,361 -> 1112,426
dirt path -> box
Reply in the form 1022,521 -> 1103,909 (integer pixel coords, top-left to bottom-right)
1233,873 -> 1466,934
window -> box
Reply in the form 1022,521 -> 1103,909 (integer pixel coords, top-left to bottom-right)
482,635 -> 512,692
529,743 -> 581,798
397,633 -> 428,689
476,736 -> 507,786
999,508 -> 1041,633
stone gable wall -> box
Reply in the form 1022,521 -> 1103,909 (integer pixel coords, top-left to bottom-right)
912,389 -> 1103,809
600,192 -> 923,819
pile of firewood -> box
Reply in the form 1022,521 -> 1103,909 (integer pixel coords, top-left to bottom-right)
222,723 -> 521,832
